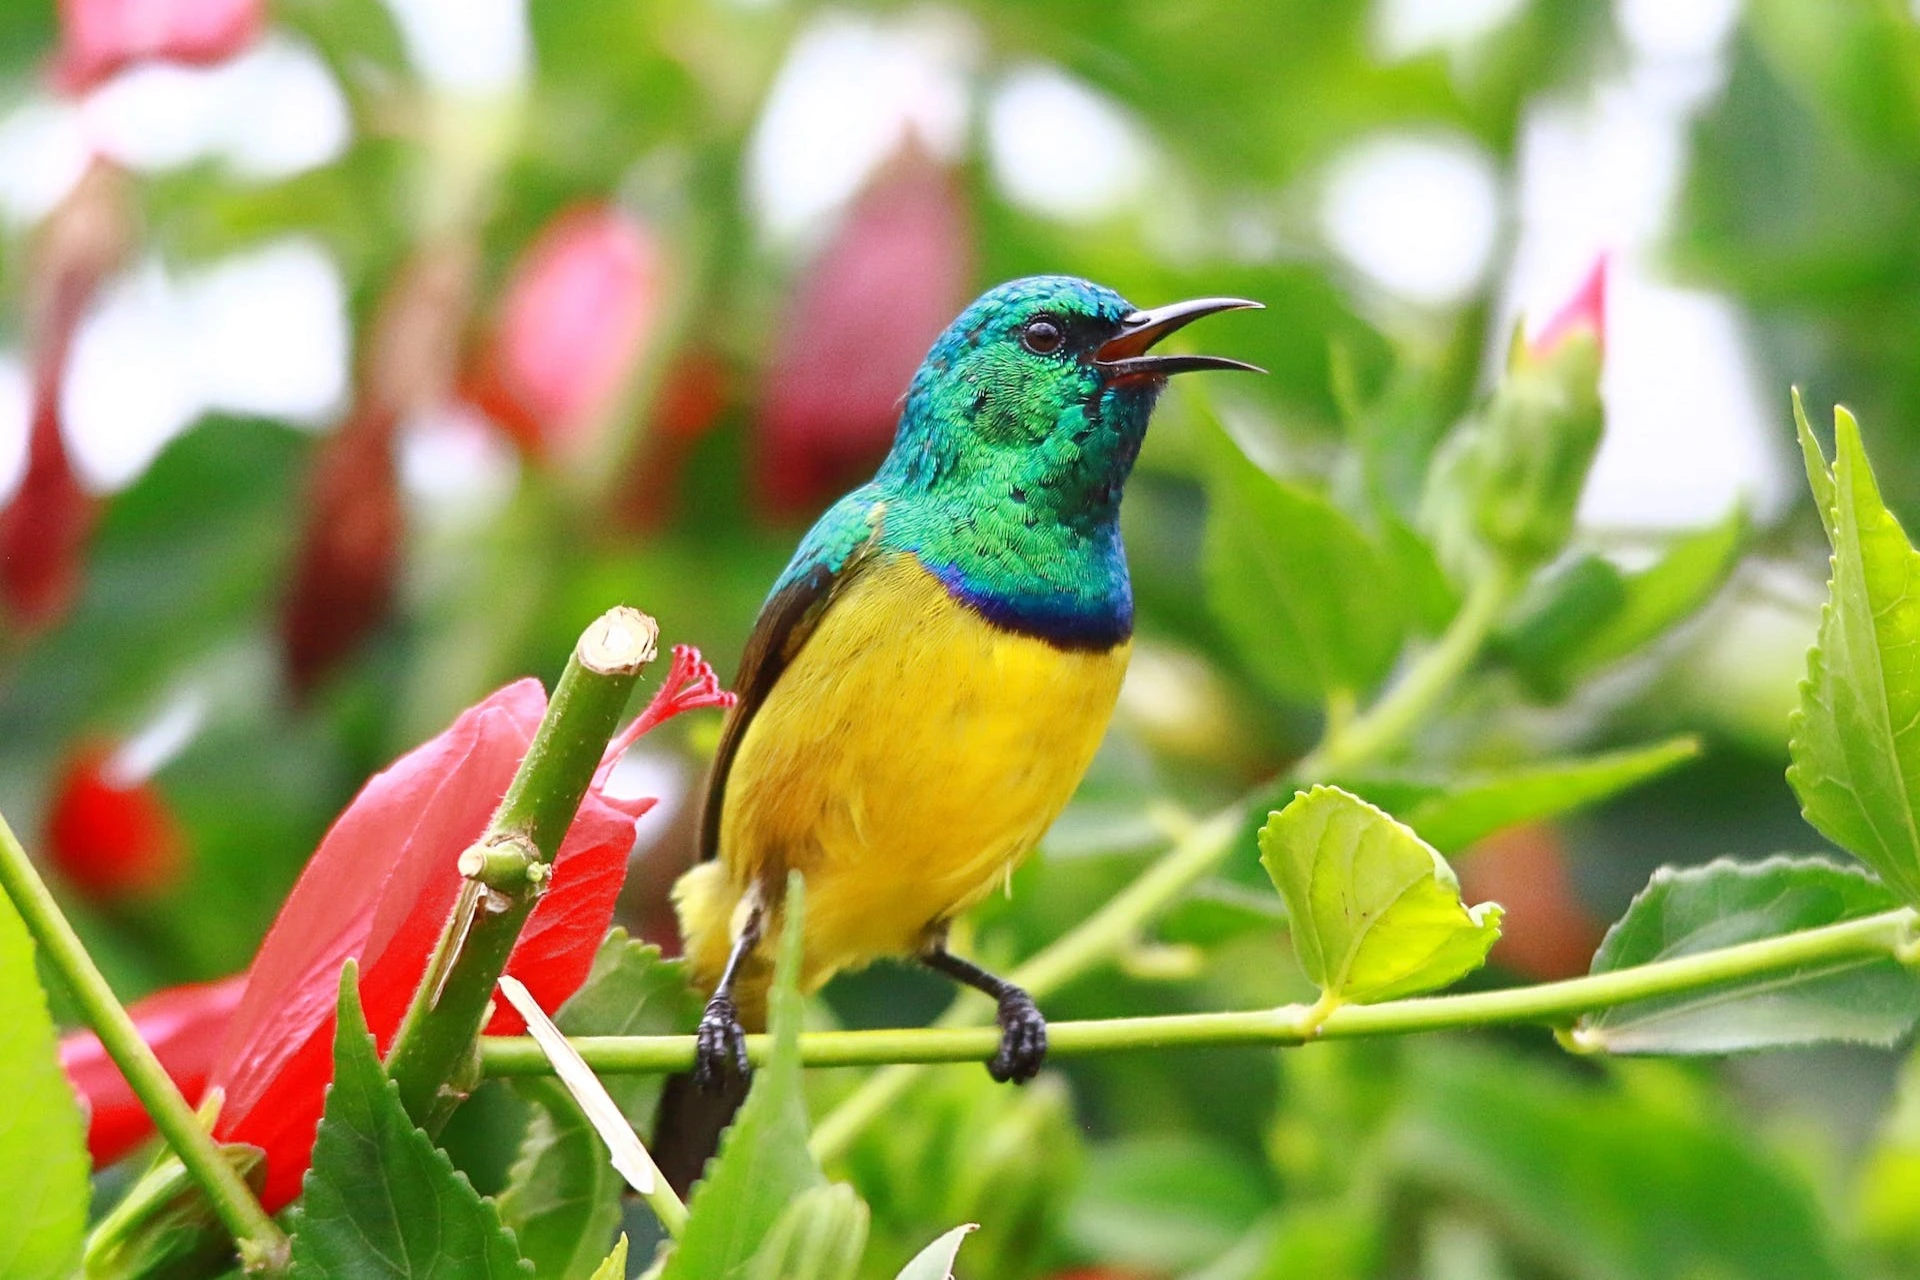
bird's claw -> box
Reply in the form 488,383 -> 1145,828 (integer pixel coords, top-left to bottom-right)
694,993 -> 750,1092
988,989 -> 1048,1083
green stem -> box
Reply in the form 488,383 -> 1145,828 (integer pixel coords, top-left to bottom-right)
476,907 -> 1915,1074
1293,562 -> 1518,780
385,607 -> 658,1125
0,811 -> 290,1274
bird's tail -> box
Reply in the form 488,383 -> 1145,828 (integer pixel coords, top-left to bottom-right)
652,861 -> 766,1196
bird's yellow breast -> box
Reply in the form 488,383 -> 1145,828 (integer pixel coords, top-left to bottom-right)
678,553 -> 1129,997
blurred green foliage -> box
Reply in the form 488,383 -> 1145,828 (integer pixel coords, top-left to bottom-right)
13,0 -> 1920,1276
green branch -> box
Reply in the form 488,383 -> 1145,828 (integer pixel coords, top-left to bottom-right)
478,906 -> 1915,1075
1293,562 -> 1518,780
0,811 -> 290,1274
385,606 -> 658,1125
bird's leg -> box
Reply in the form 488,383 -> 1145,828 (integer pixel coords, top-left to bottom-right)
922,944 -> 1048,1083
695,901 -> 763,1092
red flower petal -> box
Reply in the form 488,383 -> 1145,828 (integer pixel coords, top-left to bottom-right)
756,145 -> 974,517
467,203 -> 661,459
46,739 -> 187,901
60,974 -> 245,1165
54,0 -> 264,96
1457,822 -> 1603,982
209,680 -> 544,1208
1527,254 -> 1608,362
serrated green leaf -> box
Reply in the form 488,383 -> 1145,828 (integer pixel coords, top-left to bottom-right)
0,896 -> 89,1280
1387,737 -> 1701,855
588,1236 -> 628,1280
660,874 -> 826,1279
1573,855 -> 1918,1054
1787,404 -> 1920,904
1259,787 -> 1502,1005
287,964 -> 531,1279
746,1182 -> 868,1280
498,934 -> 698,1279
1203,426 -> 1405,703
891,1224 -> 977,1280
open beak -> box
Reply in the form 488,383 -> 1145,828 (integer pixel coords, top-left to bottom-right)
1095,297 -> 1265,381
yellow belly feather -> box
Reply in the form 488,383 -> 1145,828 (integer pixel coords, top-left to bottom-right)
675,554 -> 1129,1006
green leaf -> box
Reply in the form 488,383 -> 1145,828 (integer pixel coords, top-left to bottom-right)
1572,856 -> 1918,1054
1065,1134 -> 1270,1273
746,1182 -> 869,1280
661,874 -> 830,1279
588,1236 -> 628,1280
498,934 -> 699,1279
495,1079 -> 624,1280
0,897 -> 89,1280
287,964 -> 531,1279
1787,401 -> 1920,904
1259,786 -> 1502,1005
891,1224 -> 977,1280
1388,1045 -> 1850,1280
1568,504 -> 1748,674
1203,426 -> 1405,703
1492,553 -> 1630,691
1370,737 -> 1703,855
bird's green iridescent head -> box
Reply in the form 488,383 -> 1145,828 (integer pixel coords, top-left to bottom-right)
867,274 -> 1259,647
878,275 -> 1259,529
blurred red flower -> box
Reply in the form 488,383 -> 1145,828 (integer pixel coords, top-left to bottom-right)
110,647 -> 734,1208
466,203 -> 663,460
60,975 -> 245,1165
757,145 -> 973,518
278,407 -> 403,696
54,0 -> 264,95
45,738 -> 187,900
1457,822 -> 1603,982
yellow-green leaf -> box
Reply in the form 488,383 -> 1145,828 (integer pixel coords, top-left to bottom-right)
1259,786 -> 1502,1005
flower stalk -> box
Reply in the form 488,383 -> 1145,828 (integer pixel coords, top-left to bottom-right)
0,809 -> 289,1273
384,606 -> 658,1125
477,906 -> 1916,1074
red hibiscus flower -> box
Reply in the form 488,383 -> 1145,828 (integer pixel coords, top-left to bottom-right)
60,975 -> 246,1165
80,645 -> 737,1208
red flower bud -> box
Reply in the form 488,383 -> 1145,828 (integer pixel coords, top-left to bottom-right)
279,408 -> 403,695
1525,254 -> 1608,364
757,146 -> 973,517
60,974 -> 245,1165
0,397 -> 94,633
54,0 -> 264,96
206,654 -> 728,1209
46,739 -> 187,901
467,203 -> 662,460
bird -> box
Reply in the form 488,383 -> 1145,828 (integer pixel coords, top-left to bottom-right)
662,275 -> 1259,1172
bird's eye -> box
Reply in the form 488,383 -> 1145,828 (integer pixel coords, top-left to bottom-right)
1021,317 -> 1064,355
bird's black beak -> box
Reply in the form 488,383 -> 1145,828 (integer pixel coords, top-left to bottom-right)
1095,297 -> 1265,381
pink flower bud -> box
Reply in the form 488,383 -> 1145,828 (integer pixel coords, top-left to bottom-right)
54,0 -> 264,96
468,204 -> 662,459
1526,255 -> 1608,363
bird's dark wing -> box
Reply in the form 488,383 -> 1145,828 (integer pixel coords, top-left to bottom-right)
698,501 -> 886,862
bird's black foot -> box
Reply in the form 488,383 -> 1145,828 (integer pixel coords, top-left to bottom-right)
989,988 -> 1048,1083
694,993 -> 750,1092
